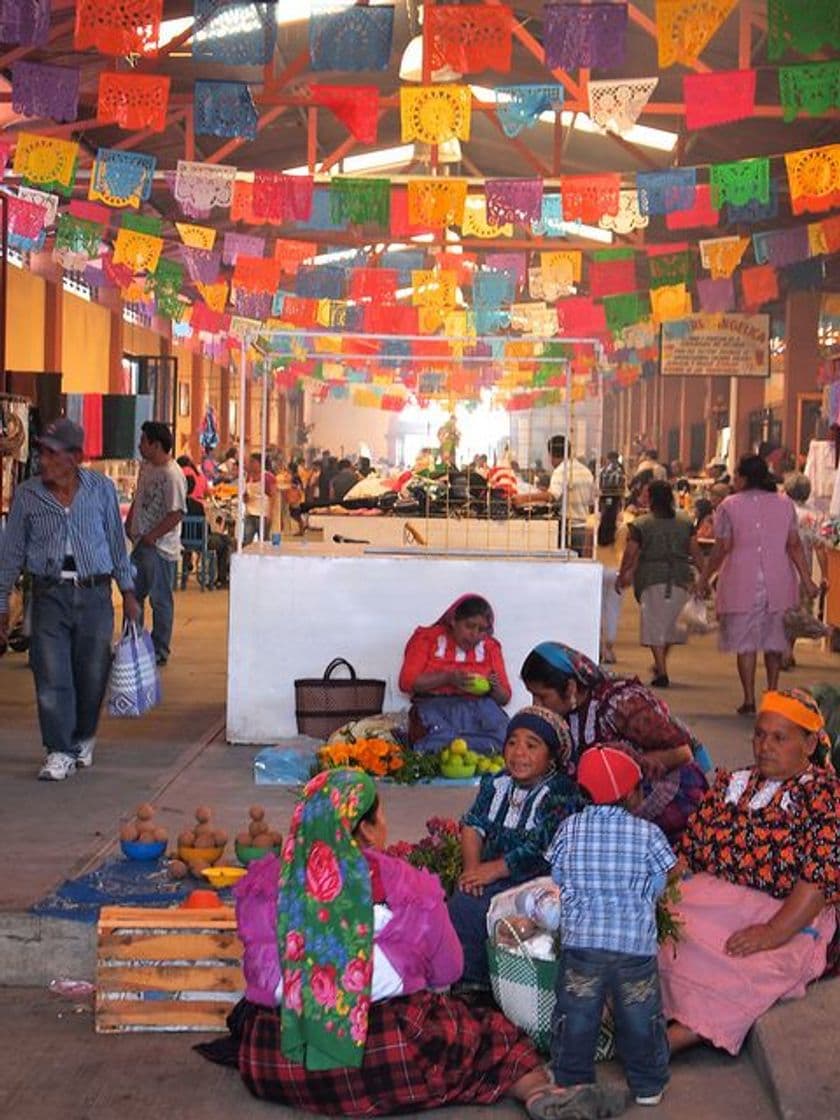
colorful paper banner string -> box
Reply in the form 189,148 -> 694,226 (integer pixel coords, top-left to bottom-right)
193,0 -> 277,66
485,179 -> 544,225
699,235 -> 749,278
310,85 -> 380,144
222,231 -> 265,265
406,178 -> 468,228
121,212 -> 162,236
400,86 -> 472,144
603,291 -> 649,335
176,222 -> 216,249
411,270 -> 458,309
636,168 -> 696,215
561,173 -> 620,224
494,85 -> 564,137
88,150 -> 155,209
194,81 -> 257,140
234,289 -> 273,319
196,280 -> 229,313
544,2 -> 627,69
174,161 -> 237,217
13,133 -> 78,197
740,264 -> 778,310
18,186 -> 58,227
485,251 -> 527,288
684,69 -> 756,130
779,62 -> 840,122
752,225 -> 810,268
647,249 -> 694,289
274,239 -> 317,274
7,194 -> 47,249
767,0 -> 840,61
11,61 -> 80,123
233,256 -> 283,294
329,178 -> 390,226
587,78 -> 658,134
725,179 -> 779,225
229,179 -> 260,224
665,184 -> 719,230
531,194 -> 564,237
588,254 -> 637,298
0,0 -> 50,47
348,268 -> 398,302
309,1 -> 394,71
599,189 -> 649,234
784,145 -> 840,216
709,157 -> 770,209
98,72 -> 170,133
54,213 -> 103,269
697,276 -> 735,313
253,170 -> 314,223
656,0 -> 737,68
74,0 -> 163,57
781,258 -> 824,293
296,264 -> 346,300
427,5 -> 513,74
650,283 -> 692,324
113,227 -> 163,274
182,247 -> 221,284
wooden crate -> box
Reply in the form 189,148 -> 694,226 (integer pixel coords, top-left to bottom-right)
96,905 -> 243,1033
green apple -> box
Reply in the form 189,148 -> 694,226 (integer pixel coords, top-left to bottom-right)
464,675 -> 491,696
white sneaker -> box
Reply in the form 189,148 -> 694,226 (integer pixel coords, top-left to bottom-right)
636,1092 -> 665,1106
76,739 -> 95,769
38,752 -> 77,781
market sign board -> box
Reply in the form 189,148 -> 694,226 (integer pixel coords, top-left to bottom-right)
660,313 -> 770,378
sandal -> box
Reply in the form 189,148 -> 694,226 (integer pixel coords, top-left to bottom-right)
736,702 -> 756,716
526,1083 -> 629,1120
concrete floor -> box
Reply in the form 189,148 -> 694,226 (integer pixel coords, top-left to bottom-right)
0,559 -> 838,1119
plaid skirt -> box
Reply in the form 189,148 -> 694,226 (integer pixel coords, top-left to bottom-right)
238,990 -> 543,1115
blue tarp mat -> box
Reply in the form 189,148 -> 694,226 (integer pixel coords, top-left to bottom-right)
253,745 -> 480,788
30,856 -> 232,924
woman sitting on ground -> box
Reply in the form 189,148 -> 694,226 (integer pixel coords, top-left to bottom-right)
203,768 -> 551,1114
447,706 -> 584,989
399,594 -> 512,754
660,688 -> 838,1056
520,642 -> 710,844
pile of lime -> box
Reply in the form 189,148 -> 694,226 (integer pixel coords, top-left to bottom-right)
440,738 -> 505,778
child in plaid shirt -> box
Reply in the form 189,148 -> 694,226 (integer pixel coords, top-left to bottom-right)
525,744 -> 676,1120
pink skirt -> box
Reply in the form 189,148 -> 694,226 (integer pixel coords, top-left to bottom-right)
658,873 -> 836,1055
717,608 -> 788,653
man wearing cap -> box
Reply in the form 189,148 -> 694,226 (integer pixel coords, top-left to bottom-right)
0,419 -> 139,781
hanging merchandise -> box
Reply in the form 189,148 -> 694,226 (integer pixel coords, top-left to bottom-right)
665,184 -> 719,230
683,70 -> 756,130
779,62 -> 840,122
174,160 -> 237,216
13,133 -> 78,196
400,86 -> 472,144
696,276 -> 735,313
329,178 -> 390,227
699,236 -> 749,278
485,179 -> 544,226
598,189 -> 649,234
587,78 -> 658,134
11,61 -> 80,123
199,404 -> 219,452
309,0 -> 394,71
543,2 -> 627,69
0,0 -> 49,46
656,0 -> 737,68
252,171 -> 313,222
560,173 -> 620,224
495,85 -> 564,138
193,0 -> 277,65
309,85 -> 380,144
740,264 -> 779,310
194,81 -> 258,141
89,149 -> 156,208
74,0 -> 163,57
784,145 -> 840,216
406,179 -> 468,228
427,5 -> 513,74
752,225 -> 810,268
635,168 -> 696,216
710,156 -> 770,209
767,0 -> 840,61
98,72 -> 170,133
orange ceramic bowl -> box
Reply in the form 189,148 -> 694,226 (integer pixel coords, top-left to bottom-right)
178,844 -> 225,867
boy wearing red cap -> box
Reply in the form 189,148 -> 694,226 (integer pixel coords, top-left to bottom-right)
527,745 -> 676,1120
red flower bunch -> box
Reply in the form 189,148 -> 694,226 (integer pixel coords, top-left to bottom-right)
385,817 -> 463,895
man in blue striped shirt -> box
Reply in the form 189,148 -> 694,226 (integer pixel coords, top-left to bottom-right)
0,419 -> 139,781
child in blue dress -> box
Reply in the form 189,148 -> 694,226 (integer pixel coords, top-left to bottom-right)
448,705 -> 583,987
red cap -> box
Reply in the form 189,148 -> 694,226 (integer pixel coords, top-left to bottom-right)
578,746 -> 642,804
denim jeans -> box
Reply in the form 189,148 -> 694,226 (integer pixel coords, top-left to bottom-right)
132,543 -> 176,661
242,514 -> 267,546
30,580 -> 114,758
551,947 -> 669,1099
448,877 -> 516,986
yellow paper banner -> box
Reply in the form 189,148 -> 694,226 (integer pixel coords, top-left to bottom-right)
699,236 -> 749,279
13,132 -> 78,195
112,228 -> 163,273
176,222 -> 216,249
406,178 -> 468,227
784,145 -> 840,216
461,196 -> 512,238
411,269 -> 458,309
196,281 -> 229,313
400,86 -> 472,144
656,0 -> 738,68
650,283 -> 693,324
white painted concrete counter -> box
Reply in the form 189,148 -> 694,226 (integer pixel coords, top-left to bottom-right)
226,547 -> 602,743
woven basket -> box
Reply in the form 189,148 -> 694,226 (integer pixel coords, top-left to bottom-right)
294,658 -> 386,740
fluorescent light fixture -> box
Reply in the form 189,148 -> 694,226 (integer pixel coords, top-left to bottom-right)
310,248 -> 359,264
557,222 -> 614,244
342,144 -> 415,173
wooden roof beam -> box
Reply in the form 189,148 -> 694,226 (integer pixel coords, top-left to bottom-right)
480,0 -> 583,101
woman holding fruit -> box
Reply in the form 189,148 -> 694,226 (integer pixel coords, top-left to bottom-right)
447,706 -> 584,988
521,641 -> 710,843
204,768 -> 553,1114
399,594 -> 512,755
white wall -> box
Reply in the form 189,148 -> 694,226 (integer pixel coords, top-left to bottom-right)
304,394 -> 396,461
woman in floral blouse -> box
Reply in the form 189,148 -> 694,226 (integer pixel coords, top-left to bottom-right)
660,688 -> 839,1056
204,768 -> 552,1115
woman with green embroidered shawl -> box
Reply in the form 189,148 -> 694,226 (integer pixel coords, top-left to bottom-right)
210,768 -> 550,1115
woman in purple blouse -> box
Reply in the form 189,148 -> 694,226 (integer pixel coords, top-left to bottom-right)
696,455 -> 818,715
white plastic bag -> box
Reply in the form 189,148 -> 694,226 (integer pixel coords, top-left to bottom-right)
107,623 -> 161,718
678,595 -> 717,635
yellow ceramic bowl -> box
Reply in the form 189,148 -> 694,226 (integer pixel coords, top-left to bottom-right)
201,866 -> 247,889
178,844 -> 225,867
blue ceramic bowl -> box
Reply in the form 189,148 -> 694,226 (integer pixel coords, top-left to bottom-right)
121,838 -> 167,861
